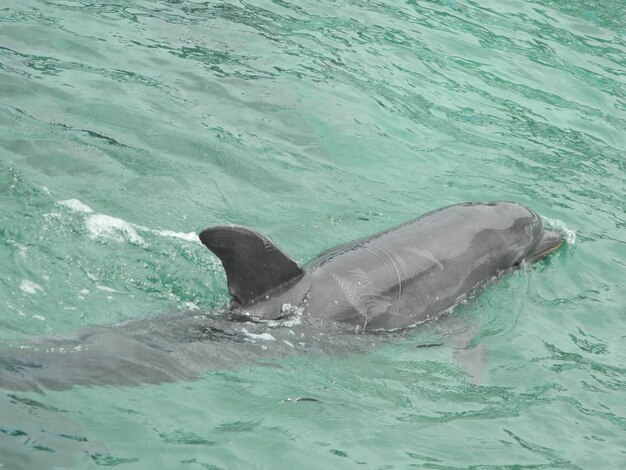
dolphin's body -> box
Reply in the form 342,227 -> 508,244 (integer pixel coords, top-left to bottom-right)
0,202 -> 561,391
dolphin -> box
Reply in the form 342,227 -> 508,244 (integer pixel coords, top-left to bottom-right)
0,202 -> 562,391
200,201 -> 562,330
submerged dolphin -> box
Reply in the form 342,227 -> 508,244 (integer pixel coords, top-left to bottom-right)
0,202 -> 561,391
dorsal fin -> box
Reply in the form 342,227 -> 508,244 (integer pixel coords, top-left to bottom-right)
199,225 -> 304,306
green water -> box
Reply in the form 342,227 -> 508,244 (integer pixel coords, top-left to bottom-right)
1,0 -> 625,468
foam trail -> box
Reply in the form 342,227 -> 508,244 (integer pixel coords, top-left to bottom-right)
85,214 -> 146,245
58,199 -> 93,213
154,230 -> 198,242
57,199 -> 200,245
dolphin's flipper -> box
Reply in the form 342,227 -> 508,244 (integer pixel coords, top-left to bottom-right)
453,344 -> 488,386
200,225 -> 304,305
448,320 -> 488,386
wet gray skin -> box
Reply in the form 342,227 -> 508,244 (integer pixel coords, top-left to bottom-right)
0,202 -> 562,391
225,202 -> 562,330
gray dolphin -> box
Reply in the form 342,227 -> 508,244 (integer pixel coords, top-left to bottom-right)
201,201 -> 562,330
0,202 -> 562,391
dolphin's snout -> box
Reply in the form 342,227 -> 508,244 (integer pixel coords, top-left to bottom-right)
527,230 -> 562,263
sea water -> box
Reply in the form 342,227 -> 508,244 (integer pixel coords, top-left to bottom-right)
1,0 -> 625,468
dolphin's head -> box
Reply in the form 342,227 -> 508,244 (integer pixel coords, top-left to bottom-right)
511,203 -> 563,265
472,202 -> 562,267
526,229 -> 562,263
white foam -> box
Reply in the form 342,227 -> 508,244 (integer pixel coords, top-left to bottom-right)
96,285 -> 119,293
20,280 -> 43,294
86,214 -> 146,245
543,217 -> 576,244
57,198 -> 199,246
155,230 -> 199,243
265,304 -> 304,328
15,243 -> 28,258
181,301 -> 200,311
32,315 -> 46,321
58,199 -> 93,213
241,328 -> 276,341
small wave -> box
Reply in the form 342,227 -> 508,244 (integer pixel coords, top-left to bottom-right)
58,199 -> 94,214
240,328 -> 276,342
56,198 -> 200,245
263,303 -> 304,328
543,217 -> 576,244
96,285 -> 119,293
86,214 -> 146,245
20,280 -> 43,295
154,230 -> 198,242
180,301 -> 201,311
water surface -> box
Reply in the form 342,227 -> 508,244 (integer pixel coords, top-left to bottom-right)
1,0 -> 625,468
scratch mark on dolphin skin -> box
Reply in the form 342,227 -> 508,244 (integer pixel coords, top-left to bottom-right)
402,247 -> 444,271
363,246 -> 403,301
331,270 -> 392,329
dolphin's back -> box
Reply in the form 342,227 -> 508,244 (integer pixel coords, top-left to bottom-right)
305,202 -> 543,330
